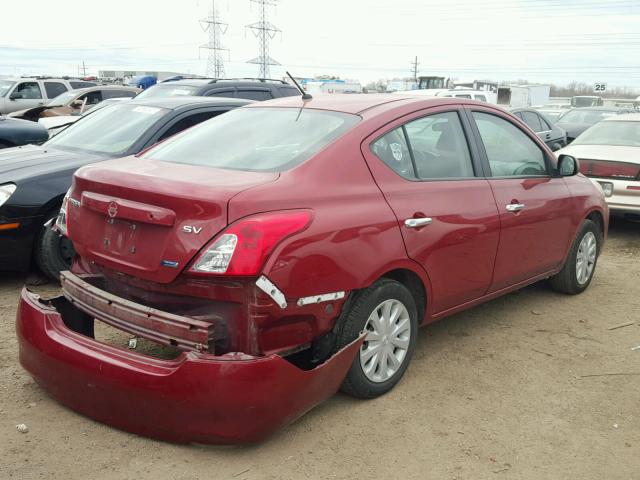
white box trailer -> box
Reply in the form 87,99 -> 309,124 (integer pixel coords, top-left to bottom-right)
498,85 -> 550,108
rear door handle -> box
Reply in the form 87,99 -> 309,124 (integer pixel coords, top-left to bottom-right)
404,217 -> 433,228
506,203 -> 525,212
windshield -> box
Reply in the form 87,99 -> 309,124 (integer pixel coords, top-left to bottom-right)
0,80 -> 15,98
558,110 -> 618,124
144,107 -> 360,172
135,84 -> 200,99
572,120 -> 640,147
46,103 -> 168,155
46,90 -> 77,107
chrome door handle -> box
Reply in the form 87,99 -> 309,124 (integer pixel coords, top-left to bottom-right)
506,203 -> 525,212
404,217 -> 433,228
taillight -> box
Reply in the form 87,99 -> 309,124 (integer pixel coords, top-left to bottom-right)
190,210 -> 313,276
579,159 -> 640,180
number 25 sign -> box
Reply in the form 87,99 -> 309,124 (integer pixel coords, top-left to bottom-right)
594,83 -> 607,92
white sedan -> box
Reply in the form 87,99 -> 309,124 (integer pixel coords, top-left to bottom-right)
557,113 -> 640,220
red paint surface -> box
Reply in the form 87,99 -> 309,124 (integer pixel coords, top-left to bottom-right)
17,96 -> 609,444
17,288 -> 365,444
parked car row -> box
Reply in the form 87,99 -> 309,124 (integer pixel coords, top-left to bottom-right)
3,89 -> 610,444
0,77 -> 96,115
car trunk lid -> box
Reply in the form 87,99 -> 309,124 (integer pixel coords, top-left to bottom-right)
68,156 -> 279,283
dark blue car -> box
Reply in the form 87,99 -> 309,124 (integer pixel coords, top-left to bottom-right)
0,115 -> 48,148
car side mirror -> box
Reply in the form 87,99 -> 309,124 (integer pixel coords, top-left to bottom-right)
71,99 -> 84,108
558,154 -> 579,176
9,92 -> 23,100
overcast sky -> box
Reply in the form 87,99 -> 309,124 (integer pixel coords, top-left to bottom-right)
1,0 -> 639,87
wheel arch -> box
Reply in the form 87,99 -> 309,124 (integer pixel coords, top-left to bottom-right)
380,268 -> 427,324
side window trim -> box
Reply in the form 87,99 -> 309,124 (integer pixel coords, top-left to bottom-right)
369,108 -> 483,182
463,107 -> 555,179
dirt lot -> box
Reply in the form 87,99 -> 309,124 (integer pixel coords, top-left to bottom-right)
1,219 -> 639,480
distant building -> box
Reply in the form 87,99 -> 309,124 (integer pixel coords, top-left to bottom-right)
295,77 -> 362,94
99,70 -> 205,83
386,79 -> 418,92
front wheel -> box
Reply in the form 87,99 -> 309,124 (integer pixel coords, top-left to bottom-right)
549,219 -> 601,294
334,279 -> 418,399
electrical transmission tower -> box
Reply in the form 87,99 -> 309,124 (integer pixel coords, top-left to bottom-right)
200,0 -> 229,78
410,56 -> 419,82
246,0 -> 281,78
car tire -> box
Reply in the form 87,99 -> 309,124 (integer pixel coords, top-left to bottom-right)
334,278 -> 418,399
549,219 -> 601,295
34,211 -> 76,281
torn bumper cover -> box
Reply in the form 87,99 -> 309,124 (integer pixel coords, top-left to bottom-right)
16,287 -> 364,444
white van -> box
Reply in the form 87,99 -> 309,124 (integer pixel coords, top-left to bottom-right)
0,77 -> 96,114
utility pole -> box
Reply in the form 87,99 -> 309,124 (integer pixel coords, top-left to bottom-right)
246,0 -> 281,78
200,0 -> 229,78
78,61 -> 87,77
410,56 -> 419,82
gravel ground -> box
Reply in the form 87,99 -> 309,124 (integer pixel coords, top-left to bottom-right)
1,218 -> 639,480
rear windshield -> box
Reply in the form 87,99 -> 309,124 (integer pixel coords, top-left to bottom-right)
0,80 -> 15,98
46,90 -> 77,107
573,120 -> 640,147
46,103 -> 168,155
135,84 -> 200,99
143,107 -> 360,172
558,109 -> 618,124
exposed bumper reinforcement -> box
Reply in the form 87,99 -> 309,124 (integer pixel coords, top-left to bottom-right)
17,287 -> 364,444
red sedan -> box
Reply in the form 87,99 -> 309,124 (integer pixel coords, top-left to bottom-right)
17,95 -> 607,444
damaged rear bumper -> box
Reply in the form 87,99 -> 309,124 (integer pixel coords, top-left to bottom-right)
16,287 -> 363,444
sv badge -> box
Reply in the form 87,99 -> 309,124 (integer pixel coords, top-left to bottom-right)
182,225 -> 203,234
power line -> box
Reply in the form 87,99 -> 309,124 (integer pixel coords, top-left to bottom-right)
199,0 -> 229,78
245,0 -> 281,78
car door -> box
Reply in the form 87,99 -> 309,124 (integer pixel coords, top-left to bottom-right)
361,107 -> 501,314
7,81 -> 45,112
466,107 -> 574,292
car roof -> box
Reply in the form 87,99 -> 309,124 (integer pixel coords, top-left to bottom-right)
153,79 -> 292,88
568,106 -> 624,111
125,95 -> 253,110
602,113 -> 640,122
244,94 -> 483,115
72,85 -> 140,94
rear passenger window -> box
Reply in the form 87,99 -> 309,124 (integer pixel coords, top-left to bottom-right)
371,111 -> 475,180
205,89 -> 235,98
472,112 -> 548,177
44,82 -> 67,98
238,90 -> 273,101
158,111 -> 223,141
70,81 -> 96,89
538,115 -> 551,131
521,111 -> 543,132
475,95 -> 487,102
404,112 -> 474,179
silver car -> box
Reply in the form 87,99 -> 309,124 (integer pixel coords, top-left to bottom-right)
557,113 -> 640,220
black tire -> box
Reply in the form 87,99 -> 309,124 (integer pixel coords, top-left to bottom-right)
34,211 -> 76,281
549,219 -> 601,295
334,278 -> 418,399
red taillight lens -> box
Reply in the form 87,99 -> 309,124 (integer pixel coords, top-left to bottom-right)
190,210 -> 312,276
580,159 -> 640,180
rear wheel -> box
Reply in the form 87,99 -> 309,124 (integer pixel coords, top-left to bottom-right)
549,219 -> 601,294
335,279 -> 418,399
34,211 -> 76,281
